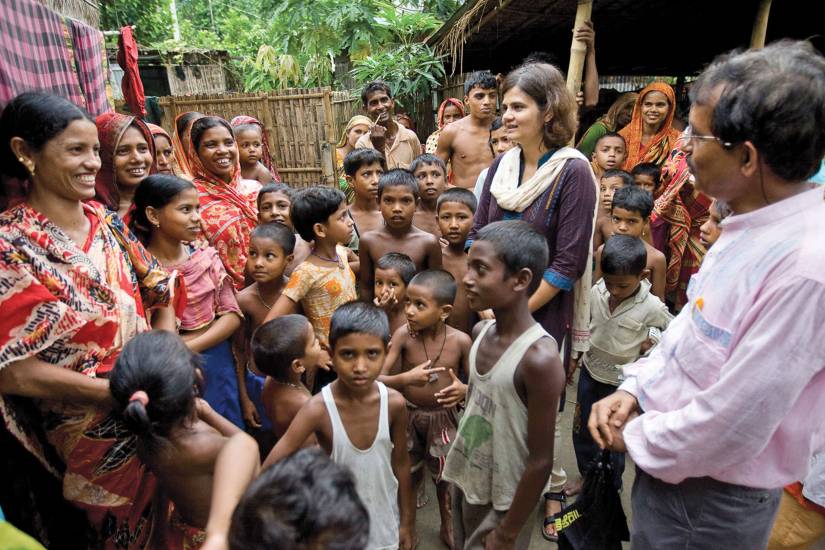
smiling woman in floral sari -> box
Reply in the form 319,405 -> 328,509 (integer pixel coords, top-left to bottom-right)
0,92 -> 183,548
188,116 -> 260,289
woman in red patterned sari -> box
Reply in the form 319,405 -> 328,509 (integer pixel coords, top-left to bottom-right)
0,93 -> 183,548
188,116 -> 259,289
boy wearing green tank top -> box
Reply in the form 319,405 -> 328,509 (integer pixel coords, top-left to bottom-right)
442,220 -> 566,549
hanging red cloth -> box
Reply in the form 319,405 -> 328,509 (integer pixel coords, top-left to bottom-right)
117,25 -> 146,118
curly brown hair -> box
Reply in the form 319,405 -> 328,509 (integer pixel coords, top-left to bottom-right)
501,62 -> 578,149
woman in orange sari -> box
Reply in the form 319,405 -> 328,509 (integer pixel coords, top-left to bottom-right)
188,116 -> 259,289
620,82 -> 681,170
172,112 -> 204,178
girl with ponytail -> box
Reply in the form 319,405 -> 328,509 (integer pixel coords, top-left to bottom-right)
110,331 -> 259,547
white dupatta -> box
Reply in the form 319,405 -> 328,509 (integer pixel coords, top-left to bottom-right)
490,146 -> 599,355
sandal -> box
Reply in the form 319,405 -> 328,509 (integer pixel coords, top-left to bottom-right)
542,491 -> 567,542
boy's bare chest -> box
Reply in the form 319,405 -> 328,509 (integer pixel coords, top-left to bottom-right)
403,335 -> 462,371
373,235 -> 428,269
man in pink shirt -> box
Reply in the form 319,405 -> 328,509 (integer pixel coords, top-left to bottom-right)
589,40 -> 825,549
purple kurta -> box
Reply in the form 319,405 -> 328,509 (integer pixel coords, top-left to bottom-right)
469,151 -> 596,356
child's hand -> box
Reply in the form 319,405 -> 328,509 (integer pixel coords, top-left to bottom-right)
398,526 -> 415,550
484,527 -> 516,550
316,348 -> 333,371
404,360 -> 445,387
195,397 -> 213,418
240,396 -> 262,429
435,369 -> 467,408
373,288 -> 397,309
639,338 -> 655,355
478,309 -> 495,320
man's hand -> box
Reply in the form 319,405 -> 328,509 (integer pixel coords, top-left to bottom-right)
370,120 -> 387,150
587,390 -> 638,449
240,396 -> 262,429
574,20 -> 595,52
484,527 -> 516,550
567,356 -> 579,385
435,369 -> 467,408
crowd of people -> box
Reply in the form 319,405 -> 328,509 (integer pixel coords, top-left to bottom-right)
0,32 -> 824,550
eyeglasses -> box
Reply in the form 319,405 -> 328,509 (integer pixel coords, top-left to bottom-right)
679,125 -> 734,148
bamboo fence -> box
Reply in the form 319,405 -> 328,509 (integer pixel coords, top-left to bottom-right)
156,88 -> 337,188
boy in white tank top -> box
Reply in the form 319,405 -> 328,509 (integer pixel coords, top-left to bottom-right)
442,221 -> 566,549
263,301 -> 415,550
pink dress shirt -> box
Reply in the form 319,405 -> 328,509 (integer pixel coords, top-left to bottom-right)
620,186 -> 825,488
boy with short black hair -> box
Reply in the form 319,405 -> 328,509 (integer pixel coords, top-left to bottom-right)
235,222 -> 296,443
356,81 -> 421,170
229,448 -> 369,550
359,169 -> 442,302
256,183 -> 311,275
252,315 -> 320,446
630,162 -> 662,195
591,132 -> 628,179
343,149 -> 386,240
264,301 -> 415,550
437,188 -> 478,335
594,185 -> 667,302
381,268 -> 471,549
699,199 -> 732,251
594,169 -> 636,251
374,252 -> 416,333
264,187 -> 357,391
444,220 -> 565,549
436,71 -> 499,189
572,234 -> 671,487
411,153 -> 448,238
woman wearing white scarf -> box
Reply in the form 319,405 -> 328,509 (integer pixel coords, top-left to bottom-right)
468,61 -> 598,542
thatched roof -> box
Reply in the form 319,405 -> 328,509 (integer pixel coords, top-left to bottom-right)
37,0 -> 100,28
429,0 -> 823,76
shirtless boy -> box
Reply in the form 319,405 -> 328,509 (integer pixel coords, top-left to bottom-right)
594,185 -> 666,302
359,169 -> 442,302
411,154 -> 448,238
594,169 -> 635,251
437,188 -> 478,335
344,148 -> 386,239
436,71 -> 498,189
381,269 -> 472,549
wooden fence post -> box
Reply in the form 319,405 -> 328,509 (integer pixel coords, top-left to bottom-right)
750,0 -> 772,49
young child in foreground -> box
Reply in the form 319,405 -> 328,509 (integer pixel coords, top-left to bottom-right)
630,162 -> 661,196
594,185 -> 667,302
252,315 -> 320,446
228,448 -> 369,550
256,183 -> 311,275
571,235 -> 672,486
442,220 -> 565,549
594,169 -> 635,251
381,269 -> 472,549
411,154 -> 449,238
437,188 -> 478,335
344,148 -> 386,246
131,174 -> 244,427
590,132 -> 627,179
263,302 -> 415,550
234,222 -> 295,452
374,252 -> 417,333
264,186 -> 358,390
110,331 -> 259,548
360,169 -> 442,302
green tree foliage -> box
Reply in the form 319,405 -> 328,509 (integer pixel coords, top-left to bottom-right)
100,0 -> 173,45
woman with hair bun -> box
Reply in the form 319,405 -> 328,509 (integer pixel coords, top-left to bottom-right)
0,92 -> 182,547
109,331 -> 259,548
468,60 -> 598,542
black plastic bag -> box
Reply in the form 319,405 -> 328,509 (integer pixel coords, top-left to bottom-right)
557,450 -> 630,550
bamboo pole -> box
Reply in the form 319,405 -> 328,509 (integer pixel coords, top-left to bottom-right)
750,0 -> 772,49
565,0 -> 593,98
